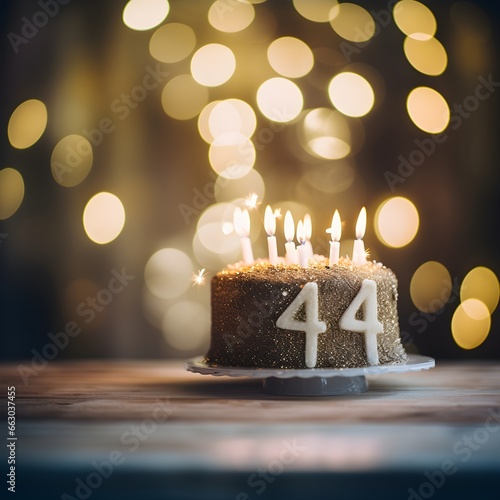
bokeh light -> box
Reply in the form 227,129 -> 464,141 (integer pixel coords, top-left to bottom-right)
162,301 -> 210,351
191,44 -> 236,87
196,202 -> 235,237
267,37 -> 314,78
461,267 -> 499,314
302,163 -> 355,194
209,99 -> 257,142
308,137 -> 350,160
393,0 -> 437,40
0,168 -> 25,220
375,197 -> 419,248
51,135 -> 93,188
328,72 -> 374,118
300,108 -> 351,160
144,248 -> 193,299
410,261 -> 452,313
329,3 -> 375,42
198,101 -> 221,144
214,169 -> 265,203
192,231 -> 240,271
161,75 -> 209,120
83,192 -> 126,244
197,221 -> 240,255
209,135 -> 256,179
452,299 -> 491,349
256,77 -> 303,122
149,23 -> 196,63
208,0 -> 255,33
122,0 -> 170,31
403,36 -> 448,76
196,202 -> 242,255
293,0 -> 338,23
8,99 -> 47,149
406,87 -> 450,133
461,298 -> 491,321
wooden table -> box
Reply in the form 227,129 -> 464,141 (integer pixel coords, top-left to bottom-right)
1,360 -> 500,499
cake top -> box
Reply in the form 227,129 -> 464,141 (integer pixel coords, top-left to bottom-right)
217,256 -> 397,287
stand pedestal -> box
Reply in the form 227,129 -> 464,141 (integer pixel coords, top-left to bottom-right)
263,375 -> 368,396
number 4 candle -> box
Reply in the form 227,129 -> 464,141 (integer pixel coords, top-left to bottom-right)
277,282 -> 327,368
339,279 -> 383,365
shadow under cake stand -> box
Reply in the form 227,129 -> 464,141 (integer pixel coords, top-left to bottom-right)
186,354 -> 435,396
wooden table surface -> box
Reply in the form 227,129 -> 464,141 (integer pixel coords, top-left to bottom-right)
1,360 -> 500,499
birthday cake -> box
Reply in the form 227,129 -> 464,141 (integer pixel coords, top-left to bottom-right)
204,258 -> 408,369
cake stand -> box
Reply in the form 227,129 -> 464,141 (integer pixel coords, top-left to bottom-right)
186,354 -> 435,396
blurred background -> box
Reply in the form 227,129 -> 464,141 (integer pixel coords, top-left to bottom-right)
1,0 -> 499,363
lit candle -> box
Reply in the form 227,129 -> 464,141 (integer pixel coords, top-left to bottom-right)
244,192 -> 259,209
352,207 -> 367,265
284,210 -> 298,265
296,220 -> 308,268
328,209 -> 341,266
303,213 -> 314,259
264,205 -> 279,265
233,207 -> 254,265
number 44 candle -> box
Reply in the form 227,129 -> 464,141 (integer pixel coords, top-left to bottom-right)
214,202 -> 406,370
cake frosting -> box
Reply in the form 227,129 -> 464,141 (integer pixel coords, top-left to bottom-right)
205,258 -> 408,369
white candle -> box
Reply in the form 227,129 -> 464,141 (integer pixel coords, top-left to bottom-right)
233,207 -> 254,265
276,282 -> 327,368
327,209 -> 341,266
339,279 -> 383,365
297,220 -> 308,268
284,211 -> 298,264
303,213 -> 314,258
352,207 -> 367,265
264,205 -> 279,265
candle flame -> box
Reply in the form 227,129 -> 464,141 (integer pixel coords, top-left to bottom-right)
327,209 -> 341,242
296,219 -> 305,245
284,210 -> 295,243
244,193 -> 259,209
222,222 -> 233,235
303,213 -> 312,240
233,207 -> 251,237
356,207 -> 367,240
192,268 -> 207,286
273,208 -> 282,219
264,205 -> 276,236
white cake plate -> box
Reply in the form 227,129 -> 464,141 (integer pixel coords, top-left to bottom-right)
186,354 -> 435,396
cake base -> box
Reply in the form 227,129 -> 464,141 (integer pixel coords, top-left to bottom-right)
186,354 -> 435,396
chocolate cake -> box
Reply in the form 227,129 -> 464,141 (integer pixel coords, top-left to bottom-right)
204,258 -> 408,369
